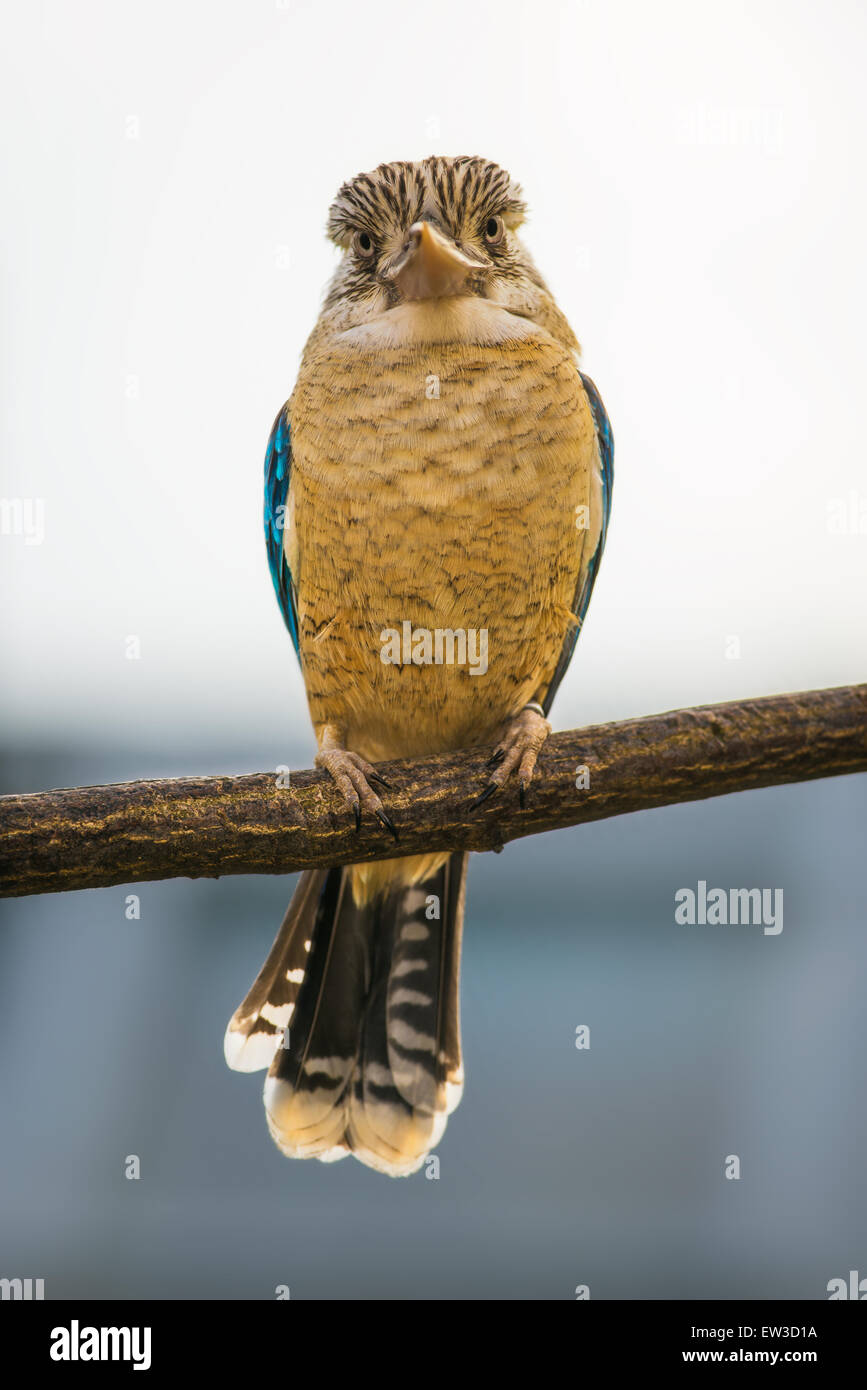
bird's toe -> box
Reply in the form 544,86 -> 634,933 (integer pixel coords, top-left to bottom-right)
472,707 -> 551,810
315,748 -> 398,838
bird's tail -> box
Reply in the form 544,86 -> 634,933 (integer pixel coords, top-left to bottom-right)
224,854 -> 468,1176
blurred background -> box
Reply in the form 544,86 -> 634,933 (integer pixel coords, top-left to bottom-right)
1,0 -> 865,1299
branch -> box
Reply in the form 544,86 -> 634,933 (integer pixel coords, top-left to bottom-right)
1,685 -> 865,899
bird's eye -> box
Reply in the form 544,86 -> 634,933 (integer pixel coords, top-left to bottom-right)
352,229 -> 375,259
484,215 -> 506,247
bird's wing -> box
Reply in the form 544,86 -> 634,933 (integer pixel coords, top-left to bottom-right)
264,404 -> 300,657
542,372 -> 614,715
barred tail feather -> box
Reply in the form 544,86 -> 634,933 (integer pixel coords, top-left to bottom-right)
223,869 -> 329,1074
226,854 -> 468,1177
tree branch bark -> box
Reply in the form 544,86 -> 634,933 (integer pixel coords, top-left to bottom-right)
1,684 -> 864,899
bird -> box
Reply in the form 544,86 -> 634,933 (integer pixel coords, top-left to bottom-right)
224,156 -> 613,1176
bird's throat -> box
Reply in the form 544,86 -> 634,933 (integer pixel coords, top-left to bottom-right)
336,295 -> 542,350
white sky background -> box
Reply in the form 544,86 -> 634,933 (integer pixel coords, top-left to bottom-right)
1,0 -> 865,759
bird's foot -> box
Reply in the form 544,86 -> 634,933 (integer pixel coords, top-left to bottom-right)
314,746 -> 398,839
471,705 -> 551,809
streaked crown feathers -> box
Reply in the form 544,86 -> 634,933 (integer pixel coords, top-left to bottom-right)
327,156 -> 527,247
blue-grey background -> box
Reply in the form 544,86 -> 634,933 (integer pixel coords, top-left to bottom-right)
1,742 -> 865,1300
2,0 -> 866,1300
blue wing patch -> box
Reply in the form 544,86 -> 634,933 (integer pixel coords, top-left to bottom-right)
542,372 -> 613,715
264,405 -> 300,657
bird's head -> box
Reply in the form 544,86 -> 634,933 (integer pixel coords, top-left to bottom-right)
319,156 -> 578,349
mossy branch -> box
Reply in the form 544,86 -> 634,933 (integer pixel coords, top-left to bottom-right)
1,685 -> 864,899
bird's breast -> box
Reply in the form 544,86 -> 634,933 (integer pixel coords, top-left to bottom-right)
288,314 -> 600,759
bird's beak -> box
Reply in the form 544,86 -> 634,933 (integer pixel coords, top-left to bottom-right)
387,221 -> 483,301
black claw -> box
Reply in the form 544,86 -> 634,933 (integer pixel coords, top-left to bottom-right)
485,748 -> 506,768
519,779 -> 528,809
368,770 -> 392,789
375,808 -> 399,841
469,782 -> 499,809
353,800 -> 361,831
